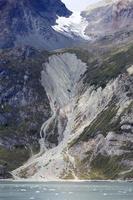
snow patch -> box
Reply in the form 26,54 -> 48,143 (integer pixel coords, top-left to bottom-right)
53,12 -> 90,40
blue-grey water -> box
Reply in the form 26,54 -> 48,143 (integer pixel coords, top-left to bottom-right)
0,181 -> 133,200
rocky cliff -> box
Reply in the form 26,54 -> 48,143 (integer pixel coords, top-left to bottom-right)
13,44 -> 133,180
0,47 -> 51,177
0,0 -> 74,50
0,0 -> 133,180
82,0 -> 133,43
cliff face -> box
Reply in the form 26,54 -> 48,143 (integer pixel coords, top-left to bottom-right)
0,44 -> 133,181
82,0 -> 133,42
12,45 -> 133,181
0,47 -> 51,177
0,0 -> 133,180
0,0 -> 73,50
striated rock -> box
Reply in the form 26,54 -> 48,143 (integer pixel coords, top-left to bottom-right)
12,44 -> 133,181
0,0 -> 74,50
82,0 -> 133,43
0,0 -> 133,181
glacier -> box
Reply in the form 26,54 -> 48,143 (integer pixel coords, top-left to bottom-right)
53,12 -> 90,40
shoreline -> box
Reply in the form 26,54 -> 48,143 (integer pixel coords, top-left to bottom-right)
0,179 -> 133,183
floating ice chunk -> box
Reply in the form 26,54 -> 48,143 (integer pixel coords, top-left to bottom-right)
35,191 -> 40,193
20,189 -> 26,192
49,188 -> 56,191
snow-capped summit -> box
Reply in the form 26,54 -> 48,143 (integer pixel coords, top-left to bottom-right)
53,0 -> 133,42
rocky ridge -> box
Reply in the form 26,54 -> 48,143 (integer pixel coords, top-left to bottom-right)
0,0 -> 75,50
82,0 -> 133,42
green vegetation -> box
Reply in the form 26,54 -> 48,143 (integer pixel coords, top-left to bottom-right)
89,154 -> 125,179
64,45 -> 133,88
83,45 -> 133,88
70,101 -> 133,148
0,49 -> 51,175
69,103 -> 118,147
0,146 -> 30,172
80,104 -> 118,141
76,154 -> 127,180
62,171 -> 75,180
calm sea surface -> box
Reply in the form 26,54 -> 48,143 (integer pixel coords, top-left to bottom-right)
0,181 -> 133,200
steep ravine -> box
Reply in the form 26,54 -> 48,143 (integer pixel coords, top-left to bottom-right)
12,51 -> 133,180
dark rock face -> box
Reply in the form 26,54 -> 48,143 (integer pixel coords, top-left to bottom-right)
0,0 -> 73,179
0,164 -> 12,179
0,0 -> 73,50
0,47 -> 51,176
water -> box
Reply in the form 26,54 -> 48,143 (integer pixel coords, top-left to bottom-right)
0,181 -> 133,200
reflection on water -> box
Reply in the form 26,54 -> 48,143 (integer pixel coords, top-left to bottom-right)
0,181 -> 133,200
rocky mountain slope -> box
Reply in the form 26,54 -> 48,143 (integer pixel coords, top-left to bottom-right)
53,0 -> 133,45
82,0 -> 133,42
0,0 -> 76,50
13,44 -> 133,180
0,0 -> 133,180
0,47 -> 52,178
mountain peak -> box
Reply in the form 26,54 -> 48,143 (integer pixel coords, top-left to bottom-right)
82,0 -> 133,40
0,0 -> 73,50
